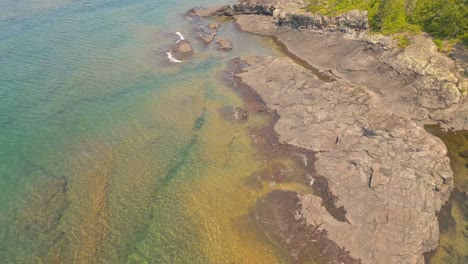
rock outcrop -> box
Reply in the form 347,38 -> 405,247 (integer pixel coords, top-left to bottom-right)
187,0 -> 369,34
233,17 -> 467,129
186,5 -> 234,17
234,55 -> 455,264
276,9 -> 369,33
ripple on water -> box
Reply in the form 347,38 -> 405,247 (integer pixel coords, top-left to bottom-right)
0,0 -> 313,262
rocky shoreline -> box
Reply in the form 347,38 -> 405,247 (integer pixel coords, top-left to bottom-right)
188,1 -> 467,263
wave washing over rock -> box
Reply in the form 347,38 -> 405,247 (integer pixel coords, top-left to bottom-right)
166,51 -> 182,63
166,31 -> 193,63
188,0 -> 468,263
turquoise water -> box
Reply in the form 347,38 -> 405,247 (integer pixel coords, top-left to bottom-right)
0,0 -> 305,262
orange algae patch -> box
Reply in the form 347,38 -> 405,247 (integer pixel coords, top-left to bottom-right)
176,98 -> 308,263
45,142 -> 114,263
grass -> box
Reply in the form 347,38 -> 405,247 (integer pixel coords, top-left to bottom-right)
394,34 -> 411,48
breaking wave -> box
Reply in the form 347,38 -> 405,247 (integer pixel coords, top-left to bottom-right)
166,51 -> 181,63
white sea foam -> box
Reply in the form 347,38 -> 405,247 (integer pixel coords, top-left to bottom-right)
166,51 -> 181,63
175,32 -> 185,43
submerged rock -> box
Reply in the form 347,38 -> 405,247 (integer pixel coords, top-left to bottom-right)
219,106 -> 249,122
215,37 -> 233,51
15,176 -> 69,235
197,23 -> 220,44
198,34 -> 215,44
233,106 -> 248,120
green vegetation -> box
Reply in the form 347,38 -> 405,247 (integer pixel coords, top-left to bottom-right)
394,34 -> 411,47
307,0 -> 467,45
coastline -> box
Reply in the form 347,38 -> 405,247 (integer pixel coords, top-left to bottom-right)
188,1 -> 467,263
224,60 -> 359,263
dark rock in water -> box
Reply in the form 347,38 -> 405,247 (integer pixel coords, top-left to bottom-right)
215,37 -> 233,51
254,190 -> 360,264
186,5 -> 234,17
233,106 -> 248,120
197,24 -> 220,44
219,106 -> 248,123
170,40 -> 193,61
459,150 -> 468,158
198,34 -> 215,44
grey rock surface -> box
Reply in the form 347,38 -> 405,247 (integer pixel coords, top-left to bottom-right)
234,15 -> 468,130
234,55 -> 455,264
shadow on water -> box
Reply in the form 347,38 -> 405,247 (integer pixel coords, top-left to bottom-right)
424,125 -> 468,264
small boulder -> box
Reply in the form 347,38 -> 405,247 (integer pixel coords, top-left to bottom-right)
170,40 -> 193,60
198,35 -> 215,44
215,37 -> 233,51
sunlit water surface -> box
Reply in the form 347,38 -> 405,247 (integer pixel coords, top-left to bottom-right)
0,0 -> 306,263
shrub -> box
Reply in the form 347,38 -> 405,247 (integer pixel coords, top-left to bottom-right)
307,0 -> 467,44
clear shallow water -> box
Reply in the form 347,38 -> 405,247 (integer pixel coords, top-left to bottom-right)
425,127 -> 468,264
0,0 -> 307,262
